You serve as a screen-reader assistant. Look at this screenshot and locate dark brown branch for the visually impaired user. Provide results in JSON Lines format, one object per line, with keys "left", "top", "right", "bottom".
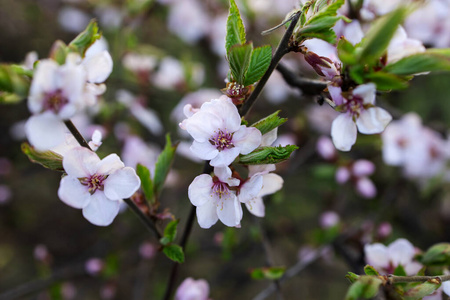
{"left": 276, "top": 63, "right": 327, "bottom": 95}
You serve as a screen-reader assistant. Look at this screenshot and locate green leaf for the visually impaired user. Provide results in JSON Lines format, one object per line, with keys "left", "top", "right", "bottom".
{"left": 21, "top": 143, "right": 64, "bottom": 171}
{"left": 421, "top": 243, "right": 450, "bottom": 266}
{"left": 136, "top": 164, "right": 154, "bottom": 203}
{"left": 228, "top": 43, "right": 253, "bottom": 85}
{"left": 393, "top": 265, "right": 407, "bottom": 276}
{"left": 160, "top": 220, "right": 179, "bottom": 246}
{"left": 163, "top": 244, "right": 185, "bottom": 263}
{"left": 251, "top": 266, "right": 286, "bottom": 280}
{"left": 0, "top": 64, "right": 30, "bottom": 102}
{"left": 68, "top": 20, "right": 101, "bottom": 57}
{"left": 345, "top": 276, "right": 382, "bottom": 300}
{"left": 403, "top": 279, "right": 441, "bottom": 300}
{"left": 364, "top": 265, "right": 380, "bottom": 276}
{"left": 153, "top": 134, "right": 178, "bottom": 198}
{"left": 345, "top": 272, "right": 360, "bottom": 284}
{"left": 243, "top": 45, "right": 272, "bottom": 86}
{"left": 358, "top": 7, "right": 408, "bottom": 65}
{"left": 49, "top": 40, "right": 69, "bottom": 65}
{"left": 238, "top": 145, "right": 298, "bottom": 165}
{"left": 250, "top": 110, "right": 287, "bottom": 135}
{"left": 225, "top": 0, "right": 246, "bottom": 54}
{"left": 222, "top": 227, "right": 237, "bottom": 261}
{"left": 337, "top": 37, "right": 357, "bottom": 65}
{"left": 384, "top": 49, "right": 450, "bottom": 75}
{"left": 364, "top": 71, "right": 409, "bottom": 91}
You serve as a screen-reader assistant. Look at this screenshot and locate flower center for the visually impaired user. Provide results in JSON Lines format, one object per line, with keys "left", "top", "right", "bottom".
{"left": 43, "top": 89, "right": 69, "bottom": 113}
{"left": 211, "top": 176, "right": 230, "bottom": 199}
{"left": 209, "top": 130, "right": 234, "bottom": 151}
{"left": 344, "top": 95, "right": 364, "bottom": 118}
{"left": 79, "top": 174, "right": 108, "bottom": 195}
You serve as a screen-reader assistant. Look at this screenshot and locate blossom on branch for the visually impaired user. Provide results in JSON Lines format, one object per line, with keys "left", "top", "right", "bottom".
{"left": 58, "top": 147, "right": 140, "bottom": 226}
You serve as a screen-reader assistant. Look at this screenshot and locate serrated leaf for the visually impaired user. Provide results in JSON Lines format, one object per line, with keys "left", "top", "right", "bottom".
{"left": 136, "top": 164, "right": 154, "bottom": 203}
{"left": 153, "top": 134, "right": 178, "bottom": 198}
{"left": 243, "top": 45, "right": 272, "bottom": 86}
{"left": 228, "top": 43, "right": 253, "bottom": 85}
{"left": 21, "top": 143, "right": 64, "bottom": 171}
{"left": 403, "top": 279, "right": 441, "bottom": 300}
{"left": 251, "top": 110, "right": 287, "bottom": 135}
{"left": 68, "top": 20, "right": 101, "bottom": 57}
{"left": 337, "top": 37, "right": 357, "bottom": 65}
{"left": 0, "top": 64, "right": 30, "bottom": 101}
{"left": 421, "top": 243, "right": 450, "bottom": 266}
{"left": 384, "top": 49, "right": 450, "bottom": 75}
{"left": 238, "top": 145, "right": 298, "bottom": 165}
{"left": 364, "top": 71, "right": 409, "bottom": 91}
{"left": 160, "top": 220, "right": 179, "bottom": 246}
{"left": 251, "top": 266, "right": 286, "bottom": 280}
{"left": 358, "top": 7, "right": 408, "bottom": 65}
{"left": 346, "top": 272, "right": 360, "bottom": 284}
{"left": 345, "top": 276, "right": 382, "bottom": 300}
{"left": 226, "top": 0, "right": 246, "bottom": 54}
{"left": 163, "top": 244, "right": 185, "bottom": 263}
{"left": 364, "top": 265, "right": 380, "bottom": 276}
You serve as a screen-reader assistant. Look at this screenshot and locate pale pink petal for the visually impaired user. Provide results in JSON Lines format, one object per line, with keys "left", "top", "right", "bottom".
{"left": 82, "top": 50, "right": 113, "bottom": 83}
{"left": 59, "top": 59, "right": 86, "bottom": 105}
{"left": 353, "top": 83, "right": 376, "bottom": 105}
{"left": 356, "top": 107, "right": 392, "bottom": 134}
{"left": 200, "top": 97, "right": 240, "bottom": 133}
{"left": 190, "top": 141, "right": 219, "bottom": 160}
{"left": 328, "top": 85, "right": 344, "bottom": 106}
{"left": 364, "top": 243, "right": 390, "bottom": 271}
{"left": 214, "top": 166, "right": 239, "bottom": 186}
{"left": 232, "top": 126, "right": 262, "bottom": 154}
{"left": 442, "top": 281, "right": 450, "bottom": 297}
{"left": 185, "top": 111, "right": 223, "bottom": 142}
{"left": 96, "top": 154, "right": 125, "bottom": 175}
{"left": 261, "top": 129, "right": 278, "bottom": 146}
{"left": 58, "top": 175, "right": 91, "bottom": 209}
{"left": 335, "top": 167, "right": 351, "bottom": 184}
{"left": 25, "top": 112, "right": 67, "bottom": 151}
{"left": 355, "top": 177, "right": 377, "bottom": 198}
{"left": 404, "top": 261, "right": 423, "bottom": 276}
{"left": 82, "top": 192, "right": 120, "bottom": 226}
{"left": 353, "top": 159, "right": 375, "bottom": 177}
{"left": 331, "top": 114, "right": 357, "bottom": 151}
{"left": 248, "top": 164, "right": 276, "bottom": 177}
{"left": 259, "top": 173, "right": 283, "bottom": 197}
{"left": 238, "top": 175, "right": 263, "bottom": 203}
{"left": 28, "top": 60, "right": 58, "bottom": 113}
{"left": 103, "top": 167, "right": 141, "bottom": 200}
{"left": 245, "top": 197, "right": 265, "bottom": 217}
{"left": 188, "top": 175, "right": 213, "bottom": 207}
{"left": 175, "top": 278, "right": 210, "bottom": 300}
{"left": 63, "top": 147, "right": 100, "bottom": 178}
{"left": 196, "top": 200, "right": 219, "bottom": 229}
{"left": 216, "top": 196, "right": 242, "bottom": 227}
{"left": 209, "top": 147, "right": 240, "bottom": 167}
{"left": 388, "top": 238, "right": 416, "bottom": 267}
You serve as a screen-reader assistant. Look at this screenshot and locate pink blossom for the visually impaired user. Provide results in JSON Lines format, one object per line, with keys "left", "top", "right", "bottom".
{"left": 336, "top": 160, "right": 377, "bottom": 199}
{"left": 175, "top": 277, "right": 210, "bottom": 300}
{"left": 58, "top": 147, "right": 140, "bottom": 226}
{"left": 320, "top": 211, "right": 340, "bottom": 229}
{"left": 85, "top": 258, "right": 104, "bottom": 276}
{"left": 181, "top": 97, "right": 261, "bottom": 167}
{"left": 316, "top": 136, "right": 337, "bottom": 161}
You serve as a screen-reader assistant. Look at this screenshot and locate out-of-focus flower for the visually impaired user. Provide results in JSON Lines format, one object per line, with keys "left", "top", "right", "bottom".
{"left": 319, "top": 211, "right": 340, "bottom": 229}
{"left": 316, "top": 136, "right": 337, "bottom": 161}
{"left": 0, "top": 185, "right": 11, "bottom": 205}
{"left": 122, "top": 52, "right": 158, "bottom": 76}
{"left": 364, "top": 238, "right": 422, "bottom": 275}
{"left": 152, "top": 57, "right": 185, "bottom": 90}
{"left": 85, "top": 258, "right": 104, "bottom": 276}
{"left": 387, "top": 27, "right": 425, "bottom": 64}
{"left": 58, "top": 7, "right": 91, "bottom": 33}
{"left": 58, "top": 147, "right": 140, "bottom": 226}
{"left": 336, "top": 159, "right": 377, "bottom": 199}
{"left": 139, "top": 242, "right": 157, "bottom": 260}
{"left": 121, "top": 135, "right": 160, "bottom": 173}
{"left": 175, "top": 277, "right": 210, "bottom": 300}
{"left": 168, "top": 0, "right": 210, "bottom": 44}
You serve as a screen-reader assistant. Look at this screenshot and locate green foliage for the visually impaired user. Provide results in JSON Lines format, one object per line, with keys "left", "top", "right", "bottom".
{"left": 162, "top": 244, "right": 185, "bottom": 263}
{"left": 68, "top": 20, "right": 101, "bottom": 57}
{"left": 0, "top": 65, "right": 31, "bottom": 104}
{"left": 364, "top": 71, "right": 409, "bottom": 91}
{"left": 337, "top": 37, "right": 357, "bottom": 65}
{"left": 243, "top": 45, "right": 272, "bottom": 86}
{"left": 102, "top": 255, "right": 120, "bottom": 278}
{"left": 251, "top": 266, "right": 286, "bottom": 280}
{"left": 222, "top": 227, "right": 237, "bottom": 261}
{"left": 384, "top": 49, "right": 450, "bottom": 75}
{"left": 228, "top": 43, "right": 253, "bottom": 85}
{"left": 238, "top": 145, "right": 298, "bottom": 165}
{"left": 357, "top": 8, "right": 408, "bottom": 65}
{"left": 160, "top": 220, "right": 179, "bottom": 246}
{"left": 345, "top": 276, "right": 382, "bottom": 300}
{"left": 49, "top": 40, "right": 69, "bottom": 65}
{"left": 393, "top": 265, "right": 407, "bottom": 276}
{"left": 364, "top": 265, "right": 380, "bottom": 276}
{"left": 21, "top": 143, "right": 64, "bottom": 172}
{"left": 250, "top": 110, "right": 287, "bottom": 135}
{"left": 345, "top": 272, "right": 360, "bottom": 284}
{"left": 295, "top": 0, "right": 347, "bottom": 43}
{"left": 421, "top": 243, "right": 450, "bottom": 266}
{"left": 225, "top": 0, "right": 246, "bottom": 54}
{"left": 136, "top": 164, "right": 154, "bottom": 203}
{"left": 153, "top": 134, "right": 178, "bottom": 198}
{"left": 403, "top": 280, "right": 441, "bottom": 300}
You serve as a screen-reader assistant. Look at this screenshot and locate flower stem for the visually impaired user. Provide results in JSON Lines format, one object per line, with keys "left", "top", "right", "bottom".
{"left": 239, "top": 10, "right": 301, "bottom": 116}
{"left": 63, "top": 120, "right": 91, "bottom": 150}
{"left": 387, "top": 274, "right": 450, "bottom": 284}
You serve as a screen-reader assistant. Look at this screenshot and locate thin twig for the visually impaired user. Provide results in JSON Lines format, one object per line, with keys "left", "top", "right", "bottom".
{"left": 64, "top": 120, "right": 91, "bottom": 150}
{"left": 387, "top": 274, "right": 450, "bottom": 284}
{"left": 276, "top": 63, "right": 327, "bottom": 95}
{"left": 239, "top": 10, "right": 302, "bottom": 116}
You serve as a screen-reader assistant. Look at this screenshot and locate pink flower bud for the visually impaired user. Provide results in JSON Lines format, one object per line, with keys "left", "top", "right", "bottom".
{"left": 335, "top": 167, "right": 351, "bottom": 184}
{"left": 175, "top": 278, "right": 210, "bottom": 300}
{"left": 320, "top": 211, "right": 340, "bottom": 228}
{"left": 33, "top": 244, "right": 50, "bottom": 262}
{"left": 356, "top": 177, "right": 377, "bottom": 199}
{"left": 352, "top": 160, "right": 375, "bottom": 177}
{"left": 377, "top": 222, "right": 392, "bottom": 239}
{"left": 139, "top": 242, "right": 156, "bottom": 260}
{"left": 85, "top": 258, "right": 104, "bottom": 276}
{"left": 316, "top": 136, "right": 337, "bottom": 161}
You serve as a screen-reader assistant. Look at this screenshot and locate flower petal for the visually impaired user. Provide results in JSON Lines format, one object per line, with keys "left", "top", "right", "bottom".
{"left": 388, "top": 238, "right": 416, "bottom": 267}
{"left": 63, "top": 147, "right": 100, "bottom": 178}
{"left": 232, "top": 126, "right": 262, "bottom": 155}
{"left": 196, "top": 200, "right": 219, "bottom": 229}
{"left": 58, "top": 175, "right": 91, "bottom": 209}
{"left": 190, "top": 140, "right": 219, "bottom": 161}
{"left": 355, "top": 177, "right": 377, "bottom": 199}
{"left": 82, "top": 192, "right": 120, "bottom": 226}
{"left": 364, "top": 243, "right": 390, "bottom": 271}
{"left": 216, "top": 196, "right": 242, "bottom": 227}
{"left": 353, "top": 83, "right": 376, "bottom": 105}
{"left": 238, "top": 175, "right": 263, "bottom": 203}
{"left": 245, "top": 197, "right": 265, "bottom": 217}
{"left": 200, "top": 97, "right": 240, "bottom": 133}
{"left": 209, "top": 147, "right": 240, "bottom": 167}
{"left": 261, "top": 128, "right": 278, "bottom": 147}
{"left": 25, "top": 112, "right": 67, "bottom": 151}
{"left": 82, "top": 50, "right": 113, "bottom": 83}
{"left": 185, "top": 111, "right": 223, "bottom": 142}
{"left": 214, "top": 166, "right": 240, "bottom": 187}
{"left": 188, "top": 174, "right": 213, "bottom": 207}
{"left": 356, "top": 107, "right": 392, "bottom": 134}
{"left": 259, "top": 173, "right": 283, "bottom": 197}
{"left": 104, "top": 167, "right": 141, "bottom": 200}
{"left": 96, "top": 154, "right": 125, "bottom": 175}
{"left": 331, "top": 114, "right": 357, "bottom": 151}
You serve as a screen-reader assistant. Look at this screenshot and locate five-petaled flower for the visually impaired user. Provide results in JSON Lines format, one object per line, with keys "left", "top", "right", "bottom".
{"left": 180, "top": 96, "right": 261, "bottom": 167}
{"left": 58, "top": 147, "right": 140, "bottom": 226}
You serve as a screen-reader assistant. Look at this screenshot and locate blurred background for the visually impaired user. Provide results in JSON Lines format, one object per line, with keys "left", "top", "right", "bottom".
{"left": 1, "top": 0, "right": 450, "bottom": 299}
